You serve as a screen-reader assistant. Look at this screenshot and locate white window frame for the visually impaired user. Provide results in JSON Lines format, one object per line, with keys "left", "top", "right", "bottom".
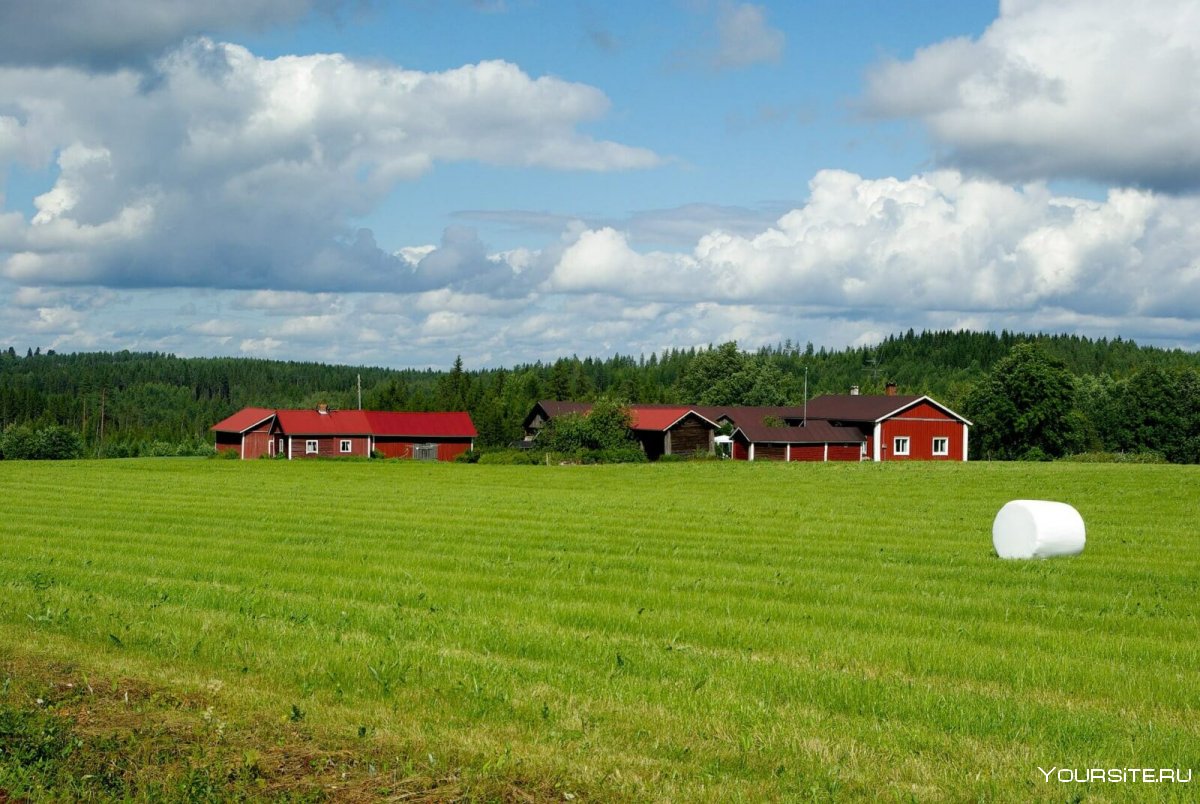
{"left": 893, "top": 436, "right": 910, "bottom": 456}
{"left": 305, "top": 439, "right": 318, "bottom": 454}
{"left": 339, "top": 439, "right": 352, "bottom": 453}
{"left": 932, "top": 437, "right": 949, "bottom": 456}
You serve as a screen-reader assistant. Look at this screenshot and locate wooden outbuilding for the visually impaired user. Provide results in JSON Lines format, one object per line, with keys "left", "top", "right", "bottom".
{"left": 730, "top": 419, "right": 866, "bottom": 462}
{"left": 521, "top": 401, "right": 717, "bottom": 459}
{"left": 628, "top": 407, "right": 718, "bottom": 460}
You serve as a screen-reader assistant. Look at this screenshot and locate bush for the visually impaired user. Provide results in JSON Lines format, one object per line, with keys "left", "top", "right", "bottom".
{"left": 581, "top": 447, "right": 646, "bottom": 464}
{"left": 1059, "top": 450, "right": 1168, "bottom": 464}
{"left": 477, "top": 449, "right": 542, "bottom": 465}
{"left": 540, "top": 396, "right": 641, "bottom": 461}
{"left": 33, "top": 426, "right": 84, "bottom": 460}
{"left": 454, "top": 449, "right": 481, "bottom": 464}
{"left": 0, "top": 424, "right": 37, "bottom": 460}
{"left": 1, "top": 424, "right": 83, "bottom": 460}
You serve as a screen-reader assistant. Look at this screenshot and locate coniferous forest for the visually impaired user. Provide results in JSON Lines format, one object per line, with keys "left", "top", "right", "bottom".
{"left": 1, "top": 330, "right": 1198, "bottom": 462}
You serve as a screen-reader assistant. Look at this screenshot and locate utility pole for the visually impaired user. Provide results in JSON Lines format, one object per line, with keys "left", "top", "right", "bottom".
{"left": 803, "top": 366, "right": 808, "bottom": 426}
{"left": 357, "top": 374, "right": 362, "bottom": 410}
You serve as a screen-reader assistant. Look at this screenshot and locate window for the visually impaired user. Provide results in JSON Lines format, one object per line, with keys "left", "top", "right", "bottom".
{"left": 305, "top": 439, "right": 318, "bottom": 454}
{"left": 278, "top": 438, "right": 284, "bottom": 454}
{"left": 340, "top": 439, "right": 352, "bottom": 453}
{"left": 932, "top": 437, "right": 949, "bottom": 456}
{"left": 893, "top": 436, "right": 910, "bottom": 456}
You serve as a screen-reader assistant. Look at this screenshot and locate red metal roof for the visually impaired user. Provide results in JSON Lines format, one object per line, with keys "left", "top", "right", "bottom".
{"left": 364, "top": 411, "right": 478, "bottom": 438}
{"left": 210, "top": 407, "right": 276, "bottom": 433}
{"left": 630, "top": 407, "right": 701, "bottom": 431}
{"left": 275, "top": 409, "right": 373, "bottom": 435}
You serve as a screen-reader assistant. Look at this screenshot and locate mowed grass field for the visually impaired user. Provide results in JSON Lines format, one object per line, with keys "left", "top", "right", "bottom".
{"left": 1, "top": 459, "right": 1197, "bottom": 802}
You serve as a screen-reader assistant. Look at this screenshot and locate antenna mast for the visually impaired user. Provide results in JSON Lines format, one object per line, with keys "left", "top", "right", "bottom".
{"left": 803, "top": 366, "right": 808, "bottom": 426}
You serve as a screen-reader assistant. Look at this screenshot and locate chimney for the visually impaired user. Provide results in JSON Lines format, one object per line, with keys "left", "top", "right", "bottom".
{"left": 317, "top": 403, "right": 328, "bottom": 415}
{"left": 885, "top": 382, "right": 897, "bottom": 396}
{"left": 850, "top": 385, "right": 859, "bottom": 396}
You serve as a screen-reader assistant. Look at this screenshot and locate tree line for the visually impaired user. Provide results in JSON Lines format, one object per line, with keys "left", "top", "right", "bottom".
{"left": 1, "top": 330, "right": 1198, "bottom": 461}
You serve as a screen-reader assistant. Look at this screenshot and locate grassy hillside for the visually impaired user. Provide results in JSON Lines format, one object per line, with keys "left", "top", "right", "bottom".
{"left": 2, "top": 460, "right": 1198, "bottom": 801}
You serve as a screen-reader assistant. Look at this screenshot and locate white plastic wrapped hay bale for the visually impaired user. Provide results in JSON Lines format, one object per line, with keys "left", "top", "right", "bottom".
{"left": 992, "top": 500, "right": 1086, "bottom": 559}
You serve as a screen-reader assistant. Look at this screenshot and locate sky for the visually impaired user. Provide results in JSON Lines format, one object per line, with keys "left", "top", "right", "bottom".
{"left": 1, "top": 0, "right": 1199, "bottom": 369}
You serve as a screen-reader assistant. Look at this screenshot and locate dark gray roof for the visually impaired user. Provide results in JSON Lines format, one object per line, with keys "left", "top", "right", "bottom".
{"left": 801, "top": 394, "right": 973, "bottom": 424}
{"left": 733, "top": 419, "right": 865, "bottom": 445}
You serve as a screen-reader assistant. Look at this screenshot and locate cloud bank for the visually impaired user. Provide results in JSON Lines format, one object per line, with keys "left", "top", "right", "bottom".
{"left": 6, "top": 169, "right": 1199, "bottom": 366}
{"left": 0, "top": 40, "right": 659, "bottom": 292}
{"left": 0, "top": 0, "right": 328, "bottom": 68}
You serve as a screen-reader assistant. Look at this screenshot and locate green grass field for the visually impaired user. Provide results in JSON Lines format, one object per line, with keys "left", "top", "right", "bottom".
{"left": 1, "top": 459, "right": 1197, "bottom": 801}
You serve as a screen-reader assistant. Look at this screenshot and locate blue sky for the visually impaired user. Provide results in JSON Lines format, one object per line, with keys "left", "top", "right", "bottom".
{"left": 1, "top": 0, "right": 1198, "bottom": 368}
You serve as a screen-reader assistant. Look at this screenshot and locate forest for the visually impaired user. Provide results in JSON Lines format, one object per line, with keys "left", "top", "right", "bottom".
{"left": 1, "top": 329, "right": 1198, "bottom": 462}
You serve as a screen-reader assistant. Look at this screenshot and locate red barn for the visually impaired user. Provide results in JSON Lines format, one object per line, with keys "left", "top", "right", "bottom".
{"left": 211, "top": 405, "right": 476, "bottom": 460}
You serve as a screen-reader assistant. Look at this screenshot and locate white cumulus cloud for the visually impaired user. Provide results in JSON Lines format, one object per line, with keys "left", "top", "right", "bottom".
{"left": 865, "top": 0, "right": 1200, "bottom": 190}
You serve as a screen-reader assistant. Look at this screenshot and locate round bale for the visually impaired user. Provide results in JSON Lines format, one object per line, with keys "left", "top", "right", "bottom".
{"left": 992, "top": 500, "right": 1086, "bottom": 559}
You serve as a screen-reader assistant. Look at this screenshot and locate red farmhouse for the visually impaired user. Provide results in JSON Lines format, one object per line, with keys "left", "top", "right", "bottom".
{"left": 800, "top": 392, "right": 970, "bottom": 462}
{"left": 211, "top": 405, "right": 476, "bottom": 461}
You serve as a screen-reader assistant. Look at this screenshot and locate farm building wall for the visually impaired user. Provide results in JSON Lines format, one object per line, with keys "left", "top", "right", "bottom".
{"left": 373, "top": 438, "right": 472, "bottom": 461}
{"left": 242, "top": 430, "right": 272, "bottom": 459}
{"left": 892, "top": 400, "right": 953, "bottom": 421}
{"left": 754, "top": 444, "right": 787, "bottom": 461}
{"left": 788, "top": 444, "right": 825, "bottom": 462}
{"left": 290, "top": 435, "right": 371, "bottom": 459}
{"left": 668, "top": 417, "right": 714, "bottom": 455}
{"left": 827, "top": 444, "right": 864, "bottom": 461}
{"left": 733, "top": 440, "right": 749, "bottom": 460}
{"left": 215, "top": 432, "right": 241, "bottom": 455}
{"left": 879, "top": 418, "right": 963, "bottom": 461}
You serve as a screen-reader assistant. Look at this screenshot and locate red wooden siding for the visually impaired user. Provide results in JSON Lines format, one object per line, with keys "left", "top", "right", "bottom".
{"left": 289, "top": 435, "right": 370, "bottom": 459}
{"left": 733, "top": 440, "right": 749, "bottom": 460}
{"left": 892, "top": 400, "right": 955, "bottom": 421}
{"left": 788, "top": 444, "right": 825, "bottom": 462}
{"left": 827, "top": 444, "right": 864, "bottom": 462}
{"left": 879, "top": 419, "right": 963, "bottom": 461}
{"left": 373, "top": 438, "right": 472, "bottom": 460}
{"left": 243, "top": 430, "right": 272, "bottom": 459}
{"left": 439, "top": 442, "right": 471, "bottom": 461}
